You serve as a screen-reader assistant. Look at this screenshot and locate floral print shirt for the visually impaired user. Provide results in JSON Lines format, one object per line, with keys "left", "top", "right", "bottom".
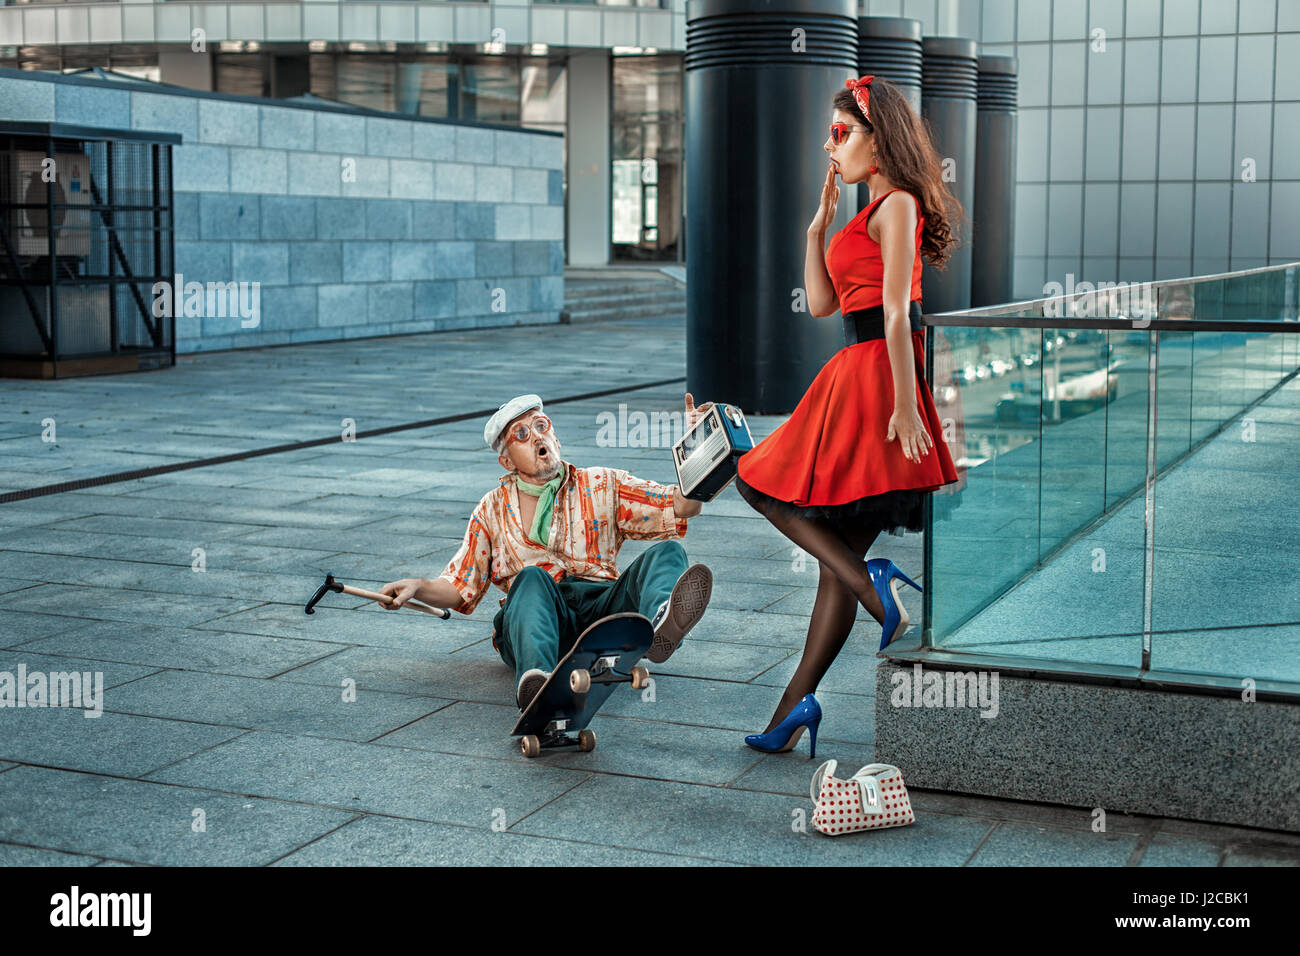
{"left": 436, "top": 460, "right": 689, "bottom": 615}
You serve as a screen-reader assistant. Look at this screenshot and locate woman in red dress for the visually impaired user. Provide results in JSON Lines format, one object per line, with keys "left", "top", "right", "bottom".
{"left": 736, "top": 75, "right": 964, "bottom": 756}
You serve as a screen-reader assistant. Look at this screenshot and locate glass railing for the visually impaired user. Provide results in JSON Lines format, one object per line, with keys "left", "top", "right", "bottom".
{"left": 912, "top": 263, "right": 1300, "bottom": 696}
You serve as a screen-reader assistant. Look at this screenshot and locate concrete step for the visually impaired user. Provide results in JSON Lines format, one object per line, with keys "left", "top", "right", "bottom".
{"left": 564, "top": 290, "right": 685, "bottom": 311}
{"left": 565, "top": 302, "right": 686, "bottom": 323}
{"left": 562, "top": 273, "right": 686, "bottom": 323}
{"left": 564, "top": 282, "right": 683, "bottom": 301}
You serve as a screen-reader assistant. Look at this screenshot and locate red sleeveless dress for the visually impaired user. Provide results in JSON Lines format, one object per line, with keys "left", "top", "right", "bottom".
{"left": 734, "top": 188, "right": 959, "bottom": 535}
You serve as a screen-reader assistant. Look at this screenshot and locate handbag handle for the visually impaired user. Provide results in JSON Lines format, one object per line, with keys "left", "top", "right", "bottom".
{"left": 810, "top": 759, "right": 838, "bottom": 803}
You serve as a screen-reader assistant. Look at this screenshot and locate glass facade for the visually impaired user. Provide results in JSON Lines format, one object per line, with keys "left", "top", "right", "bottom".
{"left": 215, "top": 49, "right": 569, "bottom": 131}
{"left": 611, "top": 53, "right": 682, "bottom": 262}
{"left": 212, "top": 47, "right": 684, "bottom": 263}
{"left": 8, "top": 38, "right": 683, "bottom": 266}
{"left": 0, "top": 45, "right": 159, "bottom": 80}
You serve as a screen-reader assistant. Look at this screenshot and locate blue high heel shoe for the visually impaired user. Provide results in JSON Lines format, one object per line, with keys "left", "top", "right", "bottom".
{"left": 744, "top": 694, "right": 822, "bottom": 758}
{"left": 867, "top": 558, "right": 922, "bottom": 651}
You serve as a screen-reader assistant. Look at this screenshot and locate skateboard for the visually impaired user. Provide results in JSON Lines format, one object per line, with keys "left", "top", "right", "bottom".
{"left": 511, "top": 611, "right": 655, "bottom": 758}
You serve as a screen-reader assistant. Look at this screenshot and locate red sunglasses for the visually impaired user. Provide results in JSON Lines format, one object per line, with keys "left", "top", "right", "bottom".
{"left": 829, "top": 122, "right": 870, "bottom": 147}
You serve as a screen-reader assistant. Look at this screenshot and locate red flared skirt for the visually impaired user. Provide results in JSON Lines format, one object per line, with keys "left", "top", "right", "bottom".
{"left": 735, "top": 326, "right": 959, "bottom": 534}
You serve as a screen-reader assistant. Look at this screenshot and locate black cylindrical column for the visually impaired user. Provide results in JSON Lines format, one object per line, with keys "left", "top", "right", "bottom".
{"left": 856, "top": 16, "right": 923, "bottom": 216}
{"left": 919, "top": 36, "right": 977, "bottom": 315}
{"left": 972, "top": 54, "right": 1018, "bottom": 307}
{"left": 685, "top": 0, "right": 859, "bottom": 415}
{"left": 857, "top": 17, "right": 923, "bottom": 114}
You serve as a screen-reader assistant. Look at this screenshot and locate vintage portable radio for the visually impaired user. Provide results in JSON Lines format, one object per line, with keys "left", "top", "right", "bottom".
{"left": 672, "top": 403, "right": 755, "bottom": 501}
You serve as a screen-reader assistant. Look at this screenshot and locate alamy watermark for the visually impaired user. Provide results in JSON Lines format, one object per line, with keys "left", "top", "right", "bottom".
{"left": 595, "top": 403, "right": 689, "bottom": 448}
{"left": 152, "top": 273, "right": 261, "bottom": 328}
{"left": 50, "top": 886, "right": 150, "bottom": 936}
{"left": 0, "top": 664, "right": 103, "bottom": 718}
{"left": 1042, "top": 273, "right": 1157, "bottom": 327}
{"left": 889, "top": 663, "right": 999, "bottom": 718}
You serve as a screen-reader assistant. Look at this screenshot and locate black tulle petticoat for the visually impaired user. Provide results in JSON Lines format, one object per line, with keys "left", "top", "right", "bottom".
{"left": 734, "top": 475, "right": 925, "bottom": 538}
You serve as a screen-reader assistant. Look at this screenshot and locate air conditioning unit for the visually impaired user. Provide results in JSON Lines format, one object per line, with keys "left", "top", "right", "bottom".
{"left": 2, "top": 150, "right": 93, "bottom": 257}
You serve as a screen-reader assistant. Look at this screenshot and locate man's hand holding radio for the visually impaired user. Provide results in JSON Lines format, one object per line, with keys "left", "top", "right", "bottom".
{"left": 684, "top": 392, "right": 715, "bottom": 430}
{"left": 675, "top": 393, "right": 714, "bottom": 518}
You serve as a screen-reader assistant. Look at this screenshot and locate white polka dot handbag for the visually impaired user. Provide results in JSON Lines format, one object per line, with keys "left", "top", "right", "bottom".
{"left": 810, "top": 760, "right": 915, "bottom": 836}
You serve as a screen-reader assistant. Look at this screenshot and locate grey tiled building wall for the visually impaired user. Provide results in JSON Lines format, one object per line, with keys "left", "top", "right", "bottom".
{"left": 0, "top": 70, "right": 564, "bottom": 353}
{"left": 862, "top": 0, "right": 1298, "bottom": 299}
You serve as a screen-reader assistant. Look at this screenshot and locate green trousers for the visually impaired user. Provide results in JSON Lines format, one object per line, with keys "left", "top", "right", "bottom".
{"left": 491, "top": 539, "right": 688, "bottom": 682}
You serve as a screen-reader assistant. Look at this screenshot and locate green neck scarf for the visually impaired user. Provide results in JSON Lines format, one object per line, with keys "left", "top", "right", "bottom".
{"left": 516, "top": 471, "right": 564, "bottom": 545}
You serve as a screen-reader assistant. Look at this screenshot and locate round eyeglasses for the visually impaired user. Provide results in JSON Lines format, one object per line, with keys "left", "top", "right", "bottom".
{"left": 505, "top": 415, "right": 552, "bottom": 445}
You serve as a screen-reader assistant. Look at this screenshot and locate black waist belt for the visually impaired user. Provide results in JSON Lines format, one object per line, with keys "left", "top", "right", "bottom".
{"left": 843, "top": 300, "right": 923, "bottom": 345}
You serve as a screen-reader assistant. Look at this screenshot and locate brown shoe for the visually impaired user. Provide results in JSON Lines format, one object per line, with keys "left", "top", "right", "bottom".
{"left": 647, "top": 564, "right": 713, "bottom": 663}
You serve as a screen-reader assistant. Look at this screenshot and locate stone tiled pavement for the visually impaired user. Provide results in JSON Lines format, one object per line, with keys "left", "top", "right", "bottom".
{"left": 2, "top": 316, "right": 1298, "bottom": 866}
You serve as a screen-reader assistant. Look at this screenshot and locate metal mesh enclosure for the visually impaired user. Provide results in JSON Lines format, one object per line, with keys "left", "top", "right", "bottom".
{"left": 0, "top": 123, "right": 177, "bottom": 378}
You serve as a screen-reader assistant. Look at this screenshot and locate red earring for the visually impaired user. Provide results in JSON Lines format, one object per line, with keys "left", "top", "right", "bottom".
{"left": 869, "top": 157, "right": 879, "bottom": 175}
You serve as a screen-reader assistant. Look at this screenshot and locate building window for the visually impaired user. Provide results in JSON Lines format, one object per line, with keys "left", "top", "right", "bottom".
{"left": 461, "top": 58, "right": 521, "bottom": 124}
{"left": 611, "top": 53, "right": 682, "bottom": 262}
{"left": 334, "top": 53, "right": 397, "bottom": 113}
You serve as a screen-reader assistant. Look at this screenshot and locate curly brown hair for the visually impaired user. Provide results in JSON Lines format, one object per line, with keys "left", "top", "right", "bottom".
{"left": 833, "top": 78, "right": 965, "bottom": 269}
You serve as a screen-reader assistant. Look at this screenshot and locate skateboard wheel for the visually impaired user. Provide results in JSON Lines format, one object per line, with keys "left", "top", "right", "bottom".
{"left": 521, "top": 735, "right": 541, "bottom": 758}
{"left": 569, "top": 669, "right": 591, "bottom": 694}
{"left": 578, "top": 729, "right": 596, "bottom": 752}
{"left": 630, "top": 666, "right": 650, "bottom": 690}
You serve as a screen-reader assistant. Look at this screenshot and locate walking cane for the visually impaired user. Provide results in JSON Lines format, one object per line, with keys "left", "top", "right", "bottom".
{"left": 304, "top": 572, "right": 451, "bottom": 620}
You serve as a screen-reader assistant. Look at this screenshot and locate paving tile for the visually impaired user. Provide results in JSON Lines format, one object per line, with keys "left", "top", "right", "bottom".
{"left": 20, "top": 621, "right": 345, "bottom": 679}
{"left": 1222, "top": 845, "right": 1300, "bottom": 866}
{"left": 0, "top": 766, "right": 356, "bottom": 866}
{"left": 1155, "top": 816, "right": 1300, "bottom": 849}
{"left": 272, "top": 814, "right": 726, "bottom": 866}
{"left": 648, "top": 637, "right": 796, "bottom": 682}
{"left": 683, "top": 607, "right": 821, "bottom": 648}
{"left": 510, "top": 772, "right": 995, "bottom": 865}
{"left": 703, "top": 579, "right": 800, "bottom": 612}
{"left": 376, "top": 700, "right": 765, "bottom": 785}
{"left": 0, "top": 584, "right": 264, "bottom": 630}
{"left": 0, "top": 609, "right": 100, "bottom": 649}
{"left": 750, "top": 644, "right": 883, "bottom": 697}
{"left": 599, "top": 674, "right": 872, "bottom": 743}
{"left": 730, "top": 749, "right": 875, "bottom": 799}
{"left": 0, "top": 578, "right": 42, "bottom": 596}
{"left": 906, "top": 790, "right": 1153, "bottom": 835}
{"left": 967, "top": 821, "right": 1141, "bottom": 865}
{"left": 192, "top": 601, "right": 492, "bottom": 651}
{"left": 229, "top": 526, "right": 461, "bottom": 559}
{"left": 0, "top": 706, "right": 244, "bottom": 777}
{"left": 0, "top": 648, "right": 160, "bottom": 692}
{"left": 275, "top": 639, "right": 514, "bottom": 703}
{"left": 0, "top": 529, "right": 351, "bottom": 582}
{"left": 1138, "top": 834, "right": 1225, "bottom": 866}
{"left": 103, "top": 670, "right": 451, "bottom": 741}
{"left": 38, "top": 513, "right": 268, "bottom": 541}
{"left": 147, "top": 730, "right": 589, "bottom": 827}
{"left": 0, "top": 842, "right": 101, "bottom": 866}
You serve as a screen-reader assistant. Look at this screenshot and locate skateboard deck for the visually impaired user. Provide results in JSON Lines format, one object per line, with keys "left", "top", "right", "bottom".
{"left": 511, "top": 611, "right": 655, "bottom": 757}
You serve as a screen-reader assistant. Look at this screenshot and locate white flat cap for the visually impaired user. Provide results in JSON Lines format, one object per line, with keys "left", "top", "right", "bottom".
{"left": 484, "top": 394, "right": 544, "bottom": 453}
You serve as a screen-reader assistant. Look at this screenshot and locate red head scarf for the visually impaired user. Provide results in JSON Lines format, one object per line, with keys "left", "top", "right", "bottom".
{"left": 845, "top": 75, "right": 875, "bottom": 125}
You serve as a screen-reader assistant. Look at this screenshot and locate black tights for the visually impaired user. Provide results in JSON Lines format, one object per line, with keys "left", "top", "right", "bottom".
{"left": 736, "top": 480, "right": 885, "bottom": 732}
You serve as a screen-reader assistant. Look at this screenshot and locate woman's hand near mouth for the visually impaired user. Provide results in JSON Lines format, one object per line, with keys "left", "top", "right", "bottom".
{"left": 808, "top": 160, "right": 840, "bottom": 238}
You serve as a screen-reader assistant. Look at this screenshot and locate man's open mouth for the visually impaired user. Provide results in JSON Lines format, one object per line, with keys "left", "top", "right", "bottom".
{"left": 536, "top": 445, "right": 549, "bottom": 458}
